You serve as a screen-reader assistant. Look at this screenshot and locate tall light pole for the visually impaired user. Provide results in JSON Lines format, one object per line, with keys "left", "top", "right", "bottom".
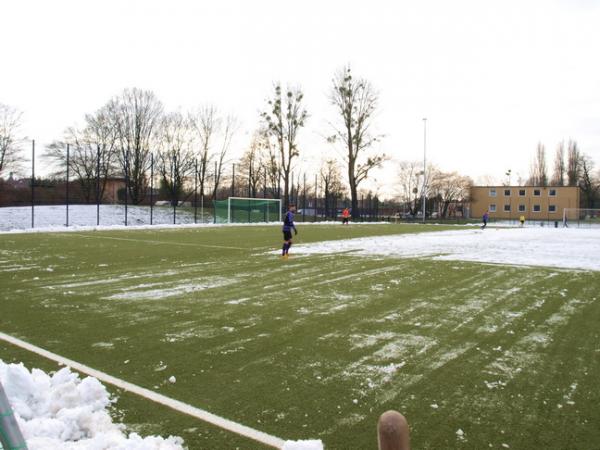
{"left": 422, "top": 118, "right": 427, "bottom": 223}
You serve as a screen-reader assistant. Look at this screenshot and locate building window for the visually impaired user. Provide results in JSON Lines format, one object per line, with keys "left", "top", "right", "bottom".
{"left": 518, "top": 204, "right": 526, "bottom": 212}
{"left": 489, "top": 204, "right": 497, "bottom": 212}
{"left": 519, "top": 189, "right": 526, "bottom": 196}
{"left": 489, "top": 188, "right": 497, "bottom": 197}
{"left": 504, "top": 189, "right": 511, "bottom": 196}
{"left": 533, "top": 189, "right": 541, "bottom": 196}
{"left": 504, "top": 204, "right": 511, "bottom": 212}
{"left": 549, "top": 189, "right": 557, "bottom": 197}
{"left": 533, "top": 204, "right": 541, "bottom": 212}
{"left": 549, "top": 205, "right": 557, "bottom": 213}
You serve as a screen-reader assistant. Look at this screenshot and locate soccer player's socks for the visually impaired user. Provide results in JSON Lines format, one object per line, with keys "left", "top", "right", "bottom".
{"left": 286, "top": 242, "right": 292, "bottom": 254}
{"left": 282, "top": 243, "right": 288, "bottom": 255}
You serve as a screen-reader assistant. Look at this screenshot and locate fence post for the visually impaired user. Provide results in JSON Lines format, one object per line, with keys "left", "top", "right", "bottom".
{"left": 172, "top": 154, "right": 177, "bottom": 225}
{"left": 124, "top": 150, "right": 129, "bottom": 226}
{"left": 377, "top": 410, "right": 410, "bottom": 450}
{"left": 0, "top": 381, "right": 28, "bottom": 450}
{"left": 150, "top": 153, "right": 154, "bottom": 225}
{"left": 194, "top": 158, "right": 198, "bottom": 224}
{"left": 96, "top": 144, "right": 100, "bottom": 226}
{"left": 31, "top": 140, "right": 34, "bottom": 229}
{"left": 66, "top": 143, "right": 70, "bottom": 227}
{"left": 314, "top": 173, "right": 318, "bottom": 223}
{"left": 231, "top": 163, "right": 235, "bottom": 197}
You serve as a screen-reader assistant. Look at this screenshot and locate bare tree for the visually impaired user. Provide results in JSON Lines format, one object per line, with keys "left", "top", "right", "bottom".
{"left": 320, "top": 159, "right": 346, "bottom": 218}
{"left": 579, "top": 154, "right": 599, "bottom": 208}
{"left": 45, "top": 106, "right": 118, "bottom": 203}
{"left": 189, "top": 107, "right": 238, "bottom": 201}
{"left": 567, "top": 139, "right": 581, "bottom": 187}
{"left": 107, "top": 88, "right": 164, "bottom": 204}
{"left": 156, "top": 112, "right": 196, "bottom": 206}
{"left": 213, "top": 115, "right": 237, "bottom": 200}
{"left": 476, "top": 175, "right": 498, "bottom": 186}
{"left": 528, "top": 142, "right": 548, "bottom": 186}
{"left": 429, "top": 169, "right": 473, "bottom": 218}
{"left": 550, "top": 141, "right": 565, "bottom": 186}
{"left": 189, "top": 106, "right": 217, "bottom": 199}
{"left": 261, "top": 83, "right": 308, "bottom": 208}
{"left": 237, "top": 132, "right": 267, "bottom": 198}
{"left": 0, "top": 103, "right": 26, "bottom": 178}
{"left": 328, "top": 66, "right": 385, "bottom": 219}
{"left": 397, "top": 161, "right": 426, "bottom": 216}
{"left": 264, "top": 142, "right": 281, "bottom": 198}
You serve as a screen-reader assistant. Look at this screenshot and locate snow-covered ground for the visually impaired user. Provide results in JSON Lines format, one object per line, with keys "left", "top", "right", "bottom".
{"left": 0, "top": 205, "right": 204, "bottom": 231}
{"left": 2, "top": 206, "right": 597, "bottom": 449}
{"left": 0, "top": 205, "right": 384, "bottom": 233}
{"left": 292, "top": 227, "right": 600, "bottom": 271}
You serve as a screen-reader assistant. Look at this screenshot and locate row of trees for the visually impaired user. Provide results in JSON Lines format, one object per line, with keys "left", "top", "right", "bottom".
{"left": 1, "top": 66, "right": 385, "bottom": 219}
{"left": 396, "top": 161, "right": 472, "bottom": 218}
{"left": 3, "top": 71, "right": 598, "bottom": 215}
{"left": 43, "top": 91, "right": 237, "bottom": 206}
{"left": 528, "top": 140, "right": 599, "bottom": 207}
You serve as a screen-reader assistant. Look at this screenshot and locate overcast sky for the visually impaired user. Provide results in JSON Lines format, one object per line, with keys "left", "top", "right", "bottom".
{"left": 1, "top": 0, "right": 599, "bottom": 194}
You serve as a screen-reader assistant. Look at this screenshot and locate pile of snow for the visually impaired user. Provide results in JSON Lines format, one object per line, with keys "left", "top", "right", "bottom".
{"left": 0, "top": 360, "right": 324, "bottom": 450}
{"left": 0, "top": 360, "right": 184, "bottom": 450}
{"left": 292, "top": 227, "right": 600, "bottom": 271}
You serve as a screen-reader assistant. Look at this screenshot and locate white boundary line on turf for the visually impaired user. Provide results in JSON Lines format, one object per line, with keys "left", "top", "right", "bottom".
{"left": 0, "top": 331, "right": 285, "bottom": 449}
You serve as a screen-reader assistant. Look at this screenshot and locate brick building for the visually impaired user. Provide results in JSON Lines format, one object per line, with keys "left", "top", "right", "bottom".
{"left": 470, "top": 186, "right": 581, "bottom": 222}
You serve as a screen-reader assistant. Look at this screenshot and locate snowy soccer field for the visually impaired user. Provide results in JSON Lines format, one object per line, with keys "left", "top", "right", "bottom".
{"left": 1, "top": 223, "right": 599, "bottom": 449}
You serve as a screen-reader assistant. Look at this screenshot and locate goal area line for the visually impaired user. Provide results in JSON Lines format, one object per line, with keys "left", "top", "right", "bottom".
{"left": 0, "top": 331, "right": 285, "bottom": 449}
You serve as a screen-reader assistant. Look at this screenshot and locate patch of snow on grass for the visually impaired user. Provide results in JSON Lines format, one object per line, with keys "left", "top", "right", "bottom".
{"left": 105, "top": 278, "right": 234, "bottom": 300}
{"left": 293, "top": 228, "right": 600, "bottom": 271}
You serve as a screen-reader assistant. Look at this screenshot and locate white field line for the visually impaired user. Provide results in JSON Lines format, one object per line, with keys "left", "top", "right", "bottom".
{"left": 70, "top": 233, "right": 263, "bottom": 251}
{"left": 0, "top": 331, "right": 285, "bottom": 449}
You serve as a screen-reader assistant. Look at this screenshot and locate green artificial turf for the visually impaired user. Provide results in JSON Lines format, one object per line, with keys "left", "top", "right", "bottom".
{"left": 1, "top": 223, "right": 599, "bottom": 449}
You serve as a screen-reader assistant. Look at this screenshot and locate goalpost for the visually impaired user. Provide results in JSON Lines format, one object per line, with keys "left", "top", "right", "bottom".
{"left": 562, "top": 208, "right": 600, "bottom": 228}
{"left": 213, "top": 197, "right": 282, "bottom": 224}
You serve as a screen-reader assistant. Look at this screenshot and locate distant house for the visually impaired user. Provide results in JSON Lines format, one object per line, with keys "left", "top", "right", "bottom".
{"left": 470, "top": 186, "right": 581, "bottom": 221}
{"left": 103, "top": 178, "right": 126, "bottom": 203}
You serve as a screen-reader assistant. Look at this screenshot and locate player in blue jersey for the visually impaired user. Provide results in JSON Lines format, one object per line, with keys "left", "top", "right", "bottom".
{"left": 281, "top": 204, "right": 297, "bottom": 259}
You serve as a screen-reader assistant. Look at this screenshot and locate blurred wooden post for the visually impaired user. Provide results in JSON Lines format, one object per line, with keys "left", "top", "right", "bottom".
{"left": 378, "top": 410, "right": 410, "bottom": 450}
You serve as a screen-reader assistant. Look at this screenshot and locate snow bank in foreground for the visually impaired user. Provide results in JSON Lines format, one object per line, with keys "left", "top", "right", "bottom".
{"left": 0, "top": 360, "right": 324, "bottom": 450}
{"left": 0, "top": 360, "right": 184, "bottom": 450}
{"left": 292, "top": 227, "right": 600, "bottom": 271}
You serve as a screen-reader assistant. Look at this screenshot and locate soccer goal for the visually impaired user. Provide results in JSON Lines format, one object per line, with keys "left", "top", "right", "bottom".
{"left": 562, "top": 208, "right": 600, "bottom": 228}
{"left": 213, "top": 197, "right": 282, "bottom": 224}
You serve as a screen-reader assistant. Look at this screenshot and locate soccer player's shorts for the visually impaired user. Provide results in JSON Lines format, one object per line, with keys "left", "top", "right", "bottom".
{"left": 283, "top": 230, "right": 293, "bottom": 241}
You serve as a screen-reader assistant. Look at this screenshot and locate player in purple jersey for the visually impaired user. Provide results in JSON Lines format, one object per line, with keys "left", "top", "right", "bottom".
{"left": 281, "top": 204, "right": 297, "bottom": 259}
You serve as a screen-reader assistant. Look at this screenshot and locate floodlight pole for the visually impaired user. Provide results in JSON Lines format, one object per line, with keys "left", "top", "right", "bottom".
{"left": 422, "top": 118, "right": 427, "bottom": 224}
